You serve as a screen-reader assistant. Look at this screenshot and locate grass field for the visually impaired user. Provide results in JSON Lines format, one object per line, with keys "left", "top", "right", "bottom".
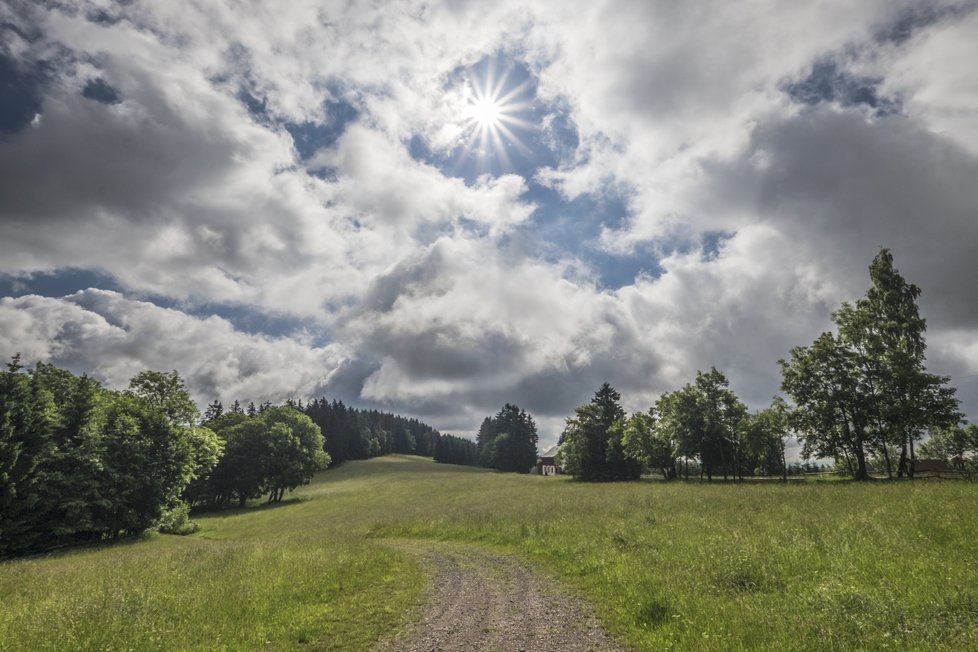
{"left": 2, "top": 455, "right": 977, "bottom": 650}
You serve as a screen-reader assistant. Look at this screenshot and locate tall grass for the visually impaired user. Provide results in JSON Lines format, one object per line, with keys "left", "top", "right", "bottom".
{"left": 2, "top": 455, "right": 976, "bottom": 650}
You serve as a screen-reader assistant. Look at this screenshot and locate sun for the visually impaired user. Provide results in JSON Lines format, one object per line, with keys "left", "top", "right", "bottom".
{"left": 456, "top": 57, "right": 534, "bottom": 170}
{"left": 470, "top": 97, "right": 502, "bottom": 128}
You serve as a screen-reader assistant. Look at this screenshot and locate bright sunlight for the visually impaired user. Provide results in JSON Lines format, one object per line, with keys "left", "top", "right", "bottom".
{"left": 470, "top": 97, "right": 503, "bottom": 128}
{"left": 458, "top": 57, "right": 534, "bottom": 169}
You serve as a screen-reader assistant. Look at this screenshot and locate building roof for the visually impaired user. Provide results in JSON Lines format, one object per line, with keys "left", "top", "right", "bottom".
{"left": 539, "top": 444, "right": 561, "bottom": 459}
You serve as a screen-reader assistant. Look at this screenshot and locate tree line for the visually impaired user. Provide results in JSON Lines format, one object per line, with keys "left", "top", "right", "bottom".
{"left": 201, "top": 397, "right": 441, "bottom": 466}
{"left": 2, "top": 249, "right": 970, "bottom": 557}
{"left": 559, "top": 250, "right": 971, "bottom": 482}
{"left": 433, "top": 434, "right": 479, "bottom": 465}
{"left": 0, "top": 364, "right": 329, "bottom": 558}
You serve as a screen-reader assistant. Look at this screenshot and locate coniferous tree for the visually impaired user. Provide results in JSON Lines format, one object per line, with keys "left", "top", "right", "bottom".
{"left": 1, "top": 361, "right": 219, "bottom": 556}
{"left": 0, "top": 355, "right": 49, "bottom": 555}
{"left": 476, "top": 416, "right": 496, "bottom": 466}
{"left": 433, "top": 433, "right": 478, "bottom": 466}
{"left": 301, "top": 398, "right": 440, "bottom": 465}
{"left": 559, "top": 383, "right": 641, "bottom": 481}
{"left": 203, "top": 400, "right": 224, "bottom": 423}
{"left": 477, "top": 404, "right": 538, "bottom": 472}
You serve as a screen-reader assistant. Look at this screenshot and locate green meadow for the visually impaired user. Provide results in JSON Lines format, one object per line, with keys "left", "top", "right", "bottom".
{"left": 2, "top": 455, "right": 977, "bottom": 650}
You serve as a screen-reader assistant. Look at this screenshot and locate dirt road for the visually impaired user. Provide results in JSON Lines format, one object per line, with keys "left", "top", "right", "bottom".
{"left": 374, "top": 542, "right": 623, "bottom": 651}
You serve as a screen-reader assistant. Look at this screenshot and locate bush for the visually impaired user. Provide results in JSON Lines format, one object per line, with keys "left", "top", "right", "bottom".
{"left": 156, "top": 501, "right": 198, "bottom": 536}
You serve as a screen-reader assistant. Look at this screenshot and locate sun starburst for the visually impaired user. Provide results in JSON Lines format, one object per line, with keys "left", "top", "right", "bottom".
{"left": 457, "top": 57, "right": 535, "bottom": 173}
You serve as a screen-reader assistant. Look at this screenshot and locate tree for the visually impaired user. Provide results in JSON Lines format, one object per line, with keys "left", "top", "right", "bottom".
{"left": 476, "top": 404, "right": 538, "bottom": 473}
{"left": 3, "top": 362, "right": 218, "bottom": 556}
{"left": 622, "top": 409, "right": 676, "bottom": 479}
{"left": 837, "top": 250, "right": 960, "bottom": 477}
{"left": 302, "top": 398, "right": 440, "bottom": 465}
{"left": 476, "top": 416, "right": 497, "bottom": 466}
{"left": 0, "top": 354, "right": 48, "bottom": 556}
{"left": 203, "top": 400, "right": 224, "bottom": 423}
{"left": 654, "top": 385, "right": 702, "bottom": 480}
{"left": 433, "top": 433, "right": 479, "bottom": 466}
{"left": 260, "top": 407, "right": 329, "bottom": 502}
{"left": 653, "top": 369, "right": 747, "bottom": 481}
{"left": 781, "top": 332, "right": 872, "bottom": 479}
{"left": 781, "top": 250, "right": 960, "bottom": 480}
{"left": 128, "top": 370, "right": 200, "bottom": 428}
{"left": 98, "top": 393, "right": 203, "bottom": 536}
{"left": 560, "top": 383, "right": 640, "bottom": 481}
{"left": 193, "top": 407, "right": 328, "bottom": 507}
{"left": 920, "top": 424, "right": 978, "bottom": 471}
{"left": 740, "top": 398, "right": 792, "bottom": 481}
{"left": 394, "top": 426, "right": 416, "bottom": 454}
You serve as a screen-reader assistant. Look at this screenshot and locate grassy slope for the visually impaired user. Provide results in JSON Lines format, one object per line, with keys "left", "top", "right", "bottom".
{"left": 2, "top": 455, "right": 977, "bottom": 650}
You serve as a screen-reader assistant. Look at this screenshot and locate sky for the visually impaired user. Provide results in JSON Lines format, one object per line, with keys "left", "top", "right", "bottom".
{"left": 2, "top": 0, "right": 978, "bottom": 451}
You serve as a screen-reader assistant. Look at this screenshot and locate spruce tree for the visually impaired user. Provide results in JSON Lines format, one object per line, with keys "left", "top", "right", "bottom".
{"left": 560, "top": 383, "right": 641, "bottom": 481}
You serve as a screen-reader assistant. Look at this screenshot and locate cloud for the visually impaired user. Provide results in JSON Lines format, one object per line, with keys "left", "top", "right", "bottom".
{"left": 692, "top": 107, "right": 978, "bottom": 330}
{"left": 1, "top": 0, "right": 977, "bottom": 447}
{"left": 876, "top": 6, "right": 978, "bottom": 155}
{"left": 0, "top": 290, "right": 347, "bottom": 406}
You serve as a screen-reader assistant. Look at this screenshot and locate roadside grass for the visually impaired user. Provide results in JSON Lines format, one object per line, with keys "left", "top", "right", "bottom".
{"left": 2, "top": 455, "right": 977, "bottom": 650}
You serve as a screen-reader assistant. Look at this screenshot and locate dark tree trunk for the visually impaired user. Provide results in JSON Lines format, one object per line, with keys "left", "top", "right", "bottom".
{"left": 719, "top": 441, "right": 727, "bottom": 481}
{"left": 780, "top": 441, "right": 787, "bottom": 484}
{"left": 908, "top": 438, "right": 916, "bottom": 480}
{"left": 881, "top": 444, "right": 893, "bottom": 479}
{"left": 852, "top": 441, "right": 870, "bottom": 481}
{"left": 897, "top": 442, "right": 908, "bottom": 478}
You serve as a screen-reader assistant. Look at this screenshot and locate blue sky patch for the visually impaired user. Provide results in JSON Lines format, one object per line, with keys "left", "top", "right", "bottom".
{"left": 82, "top": 77, "right": 121, "bottom": 104}
{"left": 0, "top": 268, "right": 327, "bottom": 343}
{"left": 0, "top": 268, "right": 122, "bottom": 298}
{"left": 0, "top": 52, "right": 44, "bottom": 136}
{"left": 285, "top": 99, "right": 359, "bottom": 160}
{"left": 782, "top": 59, "right": 900, "bottom": 115}
{"left": 518, "top": 182, "right": 664, "bottom": 289}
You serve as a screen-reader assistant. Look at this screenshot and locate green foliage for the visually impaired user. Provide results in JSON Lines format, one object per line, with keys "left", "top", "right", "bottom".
{"left": 622, "top": 410, "right": 676, "bottom": 479}
{"left": 652, "top": 369, "right": 747, "bottom": 480}
{"left": 475, "top": 403, "right": 538, "bottom": 473}
{"left": 781, "top": 250, "right": 961, "bottom": 479}
{"left": 739, "top": 398, "right": 791, "bottom": 479}
{"left": 560, "top": 383, "right": 641, "bottom": 481}
{"left": 0, "top": 360, "right": 216, "bottom": 557}
{"left": 127, "top": 370, "right": 200, "bottom": 428}
{"left": 0, "top": 354, "right": 44, "bottom": 554}
{"left": 920, "top": 424, "right": 978, "bottom": 473}
{"left": 155, "top": 500, "right": 198, "bottom": 535}
{"left": 432, "top": 433, "right": 479, "bottom": 465}
{"left": 301, "top": 398, "right": 440, "bottom": 464}
{"left": 194, "top": 407, "right": 329, "bottom": 507}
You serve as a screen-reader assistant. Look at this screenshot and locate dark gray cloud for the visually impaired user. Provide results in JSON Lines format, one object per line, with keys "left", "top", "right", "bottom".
{"left": 701, "top": 107, "right": 978, "bottom": 328}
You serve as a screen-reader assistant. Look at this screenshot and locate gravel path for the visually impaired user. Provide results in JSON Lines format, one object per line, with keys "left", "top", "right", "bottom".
{"left": 374, "top": 542, "right": 624, "bottom": 652}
